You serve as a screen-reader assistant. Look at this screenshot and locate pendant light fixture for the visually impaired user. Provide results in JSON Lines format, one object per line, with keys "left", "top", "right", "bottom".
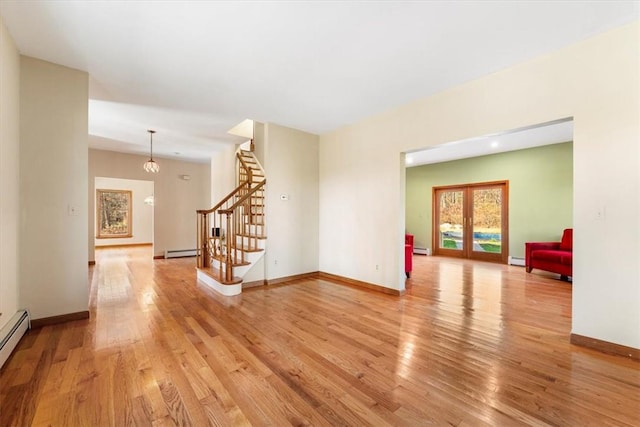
{"left": 143, "top": 129, "right": 160, "bottom": 173}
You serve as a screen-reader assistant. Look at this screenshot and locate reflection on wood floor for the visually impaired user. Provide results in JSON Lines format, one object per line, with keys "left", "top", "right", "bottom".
{"left": 1, "top": 247, "right": 638, "bottom": 426}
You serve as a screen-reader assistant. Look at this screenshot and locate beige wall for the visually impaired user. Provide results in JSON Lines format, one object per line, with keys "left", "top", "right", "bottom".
{"left": 254, "top": 123, "right": 319, "bottom": 281}
{"left": 320, "top": 22, "right": 640, "bottom": 348}
{"left": 0, "top": 18, "right": 20, "bottom": 330}
{"left": 20, "top": 56, "right": 89, "bottom": 320}
{"left": 89, "top": 148, "right": 210, "bottom": 259}
{"left": 210, "top": 144, "right": 237, "bottom": 206}
{"left": 253, "top": 121, "right": 266, "bottom": 166}
{"left": 94, "top": 177, "right": 154, "bottom": 246}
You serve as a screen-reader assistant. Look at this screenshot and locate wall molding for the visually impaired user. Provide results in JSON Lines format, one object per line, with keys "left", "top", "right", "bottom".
{"left": 31, "top": 311, "right": 90, "bottom": 329}
{"left": 241, "top": 272, "right": 405, "bottom": 296}
{"left": 318, "top": 272, "right": 405, "bottom": 296}
{"left": 570, "top": 333, "right": 639, "bottom": 361}
{"left": 243, "top": 279, "right": 267, "bottom": 289}
{"left": 266, "top": 272, "right": 319, "bottom": 286}
{"left": 95, "top": 242, "right": 152, "bottom": 249}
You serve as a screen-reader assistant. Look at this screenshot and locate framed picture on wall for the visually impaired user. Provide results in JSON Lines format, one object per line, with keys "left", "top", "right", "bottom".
{"left": 97, "top": 189, "right": 132, "bottom": 238}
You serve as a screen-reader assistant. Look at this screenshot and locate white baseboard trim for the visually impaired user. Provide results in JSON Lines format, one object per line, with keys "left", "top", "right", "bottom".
{"left": 508, "top": 256, "right": 525, "bottom": 266}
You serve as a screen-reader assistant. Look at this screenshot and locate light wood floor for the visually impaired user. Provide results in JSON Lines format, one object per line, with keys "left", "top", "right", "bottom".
{"left": 1, "top": 248, "right": 638, "bottom": 426}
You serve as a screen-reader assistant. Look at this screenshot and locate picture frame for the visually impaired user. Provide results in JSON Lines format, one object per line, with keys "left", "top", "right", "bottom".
{"left": 97, "top": 189, "right": 132, "bottom": 238}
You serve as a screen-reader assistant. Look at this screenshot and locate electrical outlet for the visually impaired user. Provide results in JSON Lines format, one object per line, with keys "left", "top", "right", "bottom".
{"left": 376, "top": 264, "right": 379, "bottom": 271}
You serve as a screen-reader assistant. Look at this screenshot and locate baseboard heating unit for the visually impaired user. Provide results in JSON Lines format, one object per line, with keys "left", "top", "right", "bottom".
{"left": 508, "top": 256, "right": 526, "bottom": 267}
{"left": 164, "top": 249, "right": 198, "bottom": 259}
{"left": 0, "top": 310, "right": 30, "bottom": 369}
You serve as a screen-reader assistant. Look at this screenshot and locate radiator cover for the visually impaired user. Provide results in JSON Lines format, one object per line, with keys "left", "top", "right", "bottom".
{"left": 164, "top": 249, "right": 198, "bottom": 258}
{"left": 508, "top": 256, "right": 526, "bottom": 266}
{"left": 0, "top": 310, "right": 30, "bottom": 369}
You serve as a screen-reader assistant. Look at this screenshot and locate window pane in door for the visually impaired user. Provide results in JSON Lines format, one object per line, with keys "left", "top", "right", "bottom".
{"left": 439, "top": 190, "right": 464, "bottom": 251}
{"left": 472, "top": 188, "right": 502, "bottom": 253}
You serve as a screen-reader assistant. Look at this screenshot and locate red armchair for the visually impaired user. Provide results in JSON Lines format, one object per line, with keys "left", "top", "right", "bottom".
{"left": 405, "top": 234, "right": 414, "bottom": 278}
{"left": 525, "top": 228, "right": 572, "bottom": 280}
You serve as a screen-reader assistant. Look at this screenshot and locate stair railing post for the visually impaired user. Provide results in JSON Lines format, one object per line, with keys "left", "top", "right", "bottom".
{"left": 196, "top": 213, "right": 201, "bottom": 268}
{"left": 201, "top": 212, "right": 210, "bottom": 268}
{"left": 225, "top": 212, "right": 233, "bottom": 282}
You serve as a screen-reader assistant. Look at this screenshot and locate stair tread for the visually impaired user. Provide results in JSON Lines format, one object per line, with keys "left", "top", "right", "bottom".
{"left": 197, "top": 267, "right": 242, "bottom": 285}
{"left": 211, "top": 255, "right": 251, "bottom": 266}
{"left": 231, "top": 244, "right": 264, "bottom": 253}
{"left": 236, "top": 233, "right": 267, "bottom": 239}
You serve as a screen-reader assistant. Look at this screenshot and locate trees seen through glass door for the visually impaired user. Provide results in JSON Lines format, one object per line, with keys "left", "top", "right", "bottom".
{"left": 433, "top": 181, "right": 508, "bottom": 263}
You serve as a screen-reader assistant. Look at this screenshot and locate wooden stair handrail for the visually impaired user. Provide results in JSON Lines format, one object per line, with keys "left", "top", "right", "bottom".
{"left": 236, "top": 152, "right": 253, "bottom": 183}
{"left": 197, "top": 180, "right": 251, "bottom": 215}
{"left": 219, "top": 179, "right": 266, "bottom": 214}
{"left": 197, "top": 149, "right": 266, "bottom": 287}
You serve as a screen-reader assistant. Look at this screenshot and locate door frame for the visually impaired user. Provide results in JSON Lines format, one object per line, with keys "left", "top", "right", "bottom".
{"left": 432, "top": 180, "right": 509, "bottom": 264}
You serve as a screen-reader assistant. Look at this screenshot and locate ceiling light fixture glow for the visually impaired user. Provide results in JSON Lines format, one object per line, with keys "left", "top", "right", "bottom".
{"left": 490, "top": 141, "right": 499, "bottom": 148}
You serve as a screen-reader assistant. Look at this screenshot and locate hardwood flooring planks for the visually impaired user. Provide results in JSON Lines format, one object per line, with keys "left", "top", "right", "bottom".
{"left": 1, "top": 247, "right": 638, "bottom": 426}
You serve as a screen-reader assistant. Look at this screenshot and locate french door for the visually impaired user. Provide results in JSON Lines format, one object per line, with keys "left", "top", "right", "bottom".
{"left": 433, "top": 181, "right": 509, "bottom": 263}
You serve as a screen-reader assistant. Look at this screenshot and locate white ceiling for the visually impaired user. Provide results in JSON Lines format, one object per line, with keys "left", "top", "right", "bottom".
{"left": 1, "top": 1, "right": 637, "bottom": 163}
{"left": 406, "top": 118, "right": 574, "bottom": 167}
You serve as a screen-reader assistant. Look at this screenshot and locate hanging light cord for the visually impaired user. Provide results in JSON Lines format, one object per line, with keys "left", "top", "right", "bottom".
{"left": 144, "top": 129, "right": 159, "bottom": 173}
{"left": 149, "top": 129, "right": 155, "bottom": 160}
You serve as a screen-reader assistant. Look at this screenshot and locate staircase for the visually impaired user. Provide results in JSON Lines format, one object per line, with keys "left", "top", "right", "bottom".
{"left": 196, "top": 148, "right": 266, "bottom": 296}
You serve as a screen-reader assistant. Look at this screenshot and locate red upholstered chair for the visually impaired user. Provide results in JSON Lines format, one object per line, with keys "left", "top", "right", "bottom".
{"left": 525, "top": 228, "right": 573, "bottom": 281}
{"left": 405, "top": 234, "right": 414, "bottom": 278}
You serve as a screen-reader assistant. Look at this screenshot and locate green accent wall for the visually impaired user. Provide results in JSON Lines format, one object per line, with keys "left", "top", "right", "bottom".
{"left": 406, "top": 142, "right": 573, "bottom": 259}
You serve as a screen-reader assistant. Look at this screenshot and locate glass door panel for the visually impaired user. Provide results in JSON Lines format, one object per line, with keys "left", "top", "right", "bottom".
{"left": 438, "top": 190, "right": 464, "bottom": 252}
{"left": 471, "top": 188, "right": 502, "bottom": 255}
{"left": 433, "top": 181, "right": 508, "bottom": 263}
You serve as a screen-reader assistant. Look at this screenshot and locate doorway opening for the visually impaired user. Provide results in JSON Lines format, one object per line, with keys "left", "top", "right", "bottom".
{"left": 94, "top": 177, "right": 155, "bottom": 256}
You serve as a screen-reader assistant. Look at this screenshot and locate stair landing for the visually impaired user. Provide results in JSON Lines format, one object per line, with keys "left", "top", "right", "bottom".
{"left": 197, "top": 267, "right": 243, "bottom": 296}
